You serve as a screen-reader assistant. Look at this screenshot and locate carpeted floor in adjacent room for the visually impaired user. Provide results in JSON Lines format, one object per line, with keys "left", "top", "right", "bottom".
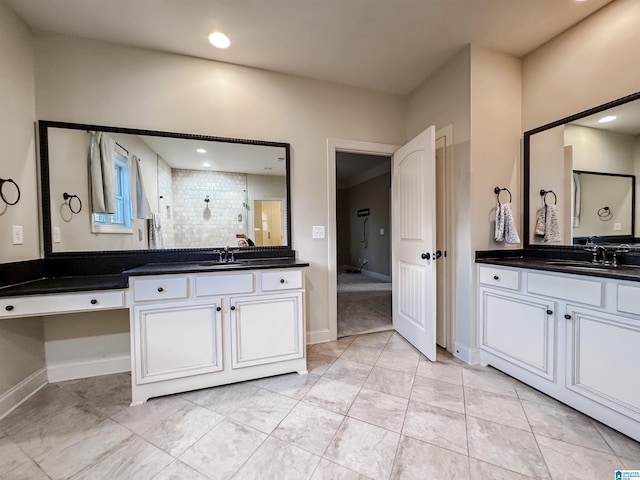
{"left": 337, "top": 272, "right": 392, "bottom": 337}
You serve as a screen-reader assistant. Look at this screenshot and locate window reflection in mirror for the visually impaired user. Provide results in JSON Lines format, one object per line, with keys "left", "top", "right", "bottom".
{"left": 525, "top": 92, "right": 640, "bottom": 247}
{"left": 42, "top": 122, "right": 290, "bottom": 253}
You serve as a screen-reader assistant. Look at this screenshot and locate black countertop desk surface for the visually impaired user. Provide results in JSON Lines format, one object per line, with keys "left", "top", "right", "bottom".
{"left": 0, "top": 259, "right": 310, "bottom": 298}
{"left": 476, "top": 256, "right": 640, "bottom": 282}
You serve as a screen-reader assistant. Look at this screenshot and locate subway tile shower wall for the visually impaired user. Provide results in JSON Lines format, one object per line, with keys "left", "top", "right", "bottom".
{"left": 171, "top": 169, "right": 248, "bottom": 248}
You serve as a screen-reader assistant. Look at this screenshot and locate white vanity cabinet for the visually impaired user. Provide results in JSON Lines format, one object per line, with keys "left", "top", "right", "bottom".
{"left": 478, "top": 264, "right": 640, "bottom": 441}
{"left": 128, "top": 268, "right": 306, "bottom": 405}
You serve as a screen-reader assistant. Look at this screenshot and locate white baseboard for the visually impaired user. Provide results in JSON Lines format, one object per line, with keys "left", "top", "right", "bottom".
{"left": 453, "top": 341, "right": 479, "bottom": 365}
{"left": 361, "top": 270, "right": 391, "bottom": 282}
{"left": 0, "top": 367, "right": 48, "bottom": 421}
{"left": 47, "top": 355, "right": 131, "bottom": 383}
{"left": 307, "top": 328, "right": 334, "bottom": 345}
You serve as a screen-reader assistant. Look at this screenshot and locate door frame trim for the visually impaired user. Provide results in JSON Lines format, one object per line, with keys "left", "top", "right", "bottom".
{"left": 326, "top": 138, "right": 399, "bottom": 341}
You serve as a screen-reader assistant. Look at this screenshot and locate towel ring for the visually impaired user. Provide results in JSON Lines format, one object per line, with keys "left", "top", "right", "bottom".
{"left": 0, "top": 178, "right": 21, "bottom": 206}
{"left": 494, "top": 187, "right": 512, "bottom": 205}
{"left": 540, "top": 189, "right": 557, "bottom": 206}
{"left": 597, "top": 206, "right": 612, "bottom": 219}
{"left": 63, "top": 192, "right": 82, "bottom": 214}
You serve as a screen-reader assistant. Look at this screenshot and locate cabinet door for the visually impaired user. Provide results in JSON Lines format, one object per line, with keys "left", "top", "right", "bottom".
{"left": 565, "top": 306, "right": 640, "bottom": 421}
{"left": 133, "top": 301, "right": 223, "bottom": 384}
{"left": 230, "top": 292, "right": 303, "bottom": 369}
{"left": 479, "top": 288, "right": 556, "bottom": 381}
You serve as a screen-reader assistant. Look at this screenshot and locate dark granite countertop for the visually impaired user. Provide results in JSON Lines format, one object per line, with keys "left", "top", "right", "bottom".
{"left": 476, "top": 255, "right": 640, "bottom": 282}
{"left": 0, "top": 258, "right": 310, "bottom": 298}
{"left": 0, "top": 275, "right": 127, "bottom": 297}
{"left": 123, "top": 258, "right": 310, "bottom": 277}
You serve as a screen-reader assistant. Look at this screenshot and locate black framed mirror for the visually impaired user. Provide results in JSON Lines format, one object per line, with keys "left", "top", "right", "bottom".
{"left": 524, "top": 91, "right": 640, "bottom": 248}
{"left": 39, "top": 121, "right": 292, "bottom": 256}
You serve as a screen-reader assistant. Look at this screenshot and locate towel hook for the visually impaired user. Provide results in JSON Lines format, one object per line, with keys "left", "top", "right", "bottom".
{"left": 540, "top": 189, "right": 557, "bottom": 206}
{"left": 63, "top": 192, "right": 82, "bottom": 214}
{"left": 597, "top": 206, "right": 612, "bottom": 219}
{"left": 0, "top": 177, "right": 21, "bottom": 206}
{"left": 494, "top": 187, "right": 512, "bottom": 205}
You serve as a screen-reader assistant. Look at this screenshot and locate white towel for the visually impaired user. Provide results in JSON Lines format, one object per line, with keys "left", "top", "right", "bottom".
{"left": 148, "top": 212, "right": 164, "bottom": 249}
{"left": 495, "top": 203, "right": 521, "bottom": 244}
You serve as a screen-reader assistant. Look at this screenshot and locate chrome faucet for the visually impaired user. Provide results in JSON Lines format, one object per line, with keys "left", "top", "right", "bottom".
{"left": 587, "top": 245, "right": 608, "bottom": 264}
{"left": 221, "top": 246, "right": 234, "bottom": 263}
{"left": 611, "top": 244, "right": 630, "bottom": 267}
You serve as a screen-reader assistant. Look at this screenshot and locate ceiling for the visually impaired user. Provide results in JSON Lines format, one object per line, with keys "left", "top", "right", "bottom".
{"left": 3, "top": 0, "right": 613, "bottom": 95}
{"left": 139, "top": 135, "right": 287, "bottom": 175}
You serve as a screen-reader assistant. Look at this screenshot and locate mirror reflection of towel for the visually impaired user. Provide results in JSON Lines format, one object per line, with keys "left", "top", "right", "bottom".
{"left": 535, "top": 205, "right": 561, "bottom": 242}
{"left": 148, "top": 213, "right": 164, "bottom": 249}
{"left": 495, "top": 203, "right": 521, "bottom": 244}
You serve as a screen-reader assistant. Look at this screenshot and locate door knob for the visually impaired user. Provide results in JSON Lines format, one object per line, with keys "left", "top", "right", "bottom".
{"left": 434, "top": 250, "right": 442, "bottom": 259}
{"left": 421, "top": 253, "right": 431, "bottom": 260}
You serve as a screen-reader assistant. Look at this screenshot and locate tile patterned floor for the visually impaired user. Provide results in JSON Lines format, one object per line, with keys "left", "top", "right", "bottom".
{"left": 1, "top": 331, "right": 638, "bottom": 479}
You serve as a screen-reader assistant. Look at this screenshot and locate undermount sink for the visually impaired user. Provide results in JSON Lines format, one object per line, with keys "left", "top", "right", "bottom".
{"left": 541, "top": 259, "right": 640, "bottom": 270}
{"left": 198, "top": 260, "right": 247, "bottom": 267}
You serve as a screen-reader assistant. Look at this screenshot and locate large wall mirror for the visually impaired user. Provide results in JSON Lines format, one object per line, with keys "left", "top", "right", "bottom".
{"left": 524, "top": 92, "right": 640, "bottom": 248}
{"left": 39, "top": 121, "right": 291, "bottom": 255}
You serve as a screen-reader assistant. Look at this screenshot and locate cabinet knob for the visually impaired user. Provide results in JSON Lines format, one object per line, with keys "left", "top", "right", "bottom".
{"left": 493, "top": 275, "right": 499, "bottom": 280}
{"left": 230, "top": 306, "right": 236, "bottom": 311}
{"left": 5, "top": 305, "right": 14, "bottom": 311}
{"left": 280, "top": 278, "right": 286, "bottom": 284}
{"left": 157, "top": 287, "right": 164, "bottom": 292}
{"left": 216, "top": 306, "right": 221, "bottom": 311}
{"left": 546, "top": 309, "right": 553, "bottom": 315}
{"left": 564, "top": 314, "right": 572, "bottom": 320}
{"left": 90, "top": 299, "right": 98, "bottom": 305}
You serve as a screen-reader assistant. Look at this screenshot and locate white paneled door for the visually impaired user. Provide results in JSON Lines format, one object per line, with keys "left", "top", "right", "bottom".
{"left": 392, "top": 127, "right": 437, "bottom": 361}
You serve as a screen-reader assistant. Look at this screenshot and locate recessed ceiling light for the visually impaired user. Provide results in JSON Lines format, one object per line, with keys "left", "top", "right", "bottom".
{"left": 209, "top": 31, "right": 231, "bottom": 49}
{"left": 202, "top": 162, "right": 211, "bottom": 167}
{"left": 598, "top": 115, "right": 617, "bottom": 123}
{"left": 196, "top": 148, "right": 207, "bottom": 153}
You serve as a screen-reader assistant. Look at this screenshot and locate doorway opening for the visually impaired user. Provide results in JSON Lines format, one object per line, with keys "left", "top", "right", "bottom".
{"left": 327, "top": 130, "right": 454, "bottom": 355}
{"left": 336, "top": 152, "right": 392, "bottom": 337}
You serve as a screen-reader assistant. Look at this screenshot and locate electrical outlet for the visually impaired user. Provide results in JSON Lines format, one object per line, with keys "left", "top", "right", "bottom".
{"left": 614, "top": 223, "right": 622, "bottom": 231}
{"left": 379, "top": 228, "right": 384, "bottom": 235}
{"left": 312, "top": 225, "right": 325, "bottom": 239}
{"left": 12, "top": 225, "right": 23, "bottom": 245}
{"left": 53, "top": 227, "right": 61, "bottom": 243}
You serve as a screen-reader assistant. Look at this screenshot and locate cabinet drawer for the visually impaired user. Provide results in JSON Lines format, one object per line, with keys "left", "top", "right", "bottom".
{"left": 132, "top": 276, "right": 188, "bottom": 302}
{"left": 617, "top": 284, "right": 640, "bottom": 316}
{"left": 195, "top": 273, "right": 254, "bottom": 297}
{"left": 527, "top": 272, "right": 602, "bottom": 307}
{"left": 261, "top": 270, "right": 303, "bottom": 291}
{"left": 478, "top": 266, "right": 519, "bottom": 290}
{"left": 0, "top": 290, "right": 125, "bottom": 319}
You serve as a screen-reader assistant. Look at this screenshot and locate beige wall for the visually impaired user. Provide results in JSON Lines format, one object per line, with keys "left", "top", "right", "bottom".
{"left": 522, "top": 0, "right": 640, "bottom": 131}
{"left": 0, "top": 3, "right": 45, "bottom": 395}
{"left": 34, "top": 33, "right": 407, "bottom": 345}
{"left": 0, "top": 2, "right": 39, "bottom": 263}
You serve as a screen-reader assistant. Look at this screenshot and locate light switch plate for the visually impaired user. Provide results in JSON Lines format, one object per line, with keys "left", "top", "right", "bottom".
{"left": 12, "top": 225, "right": 23, "bottom": 245}
{"left": 312, "top": 225, "right": 325, "bottom": 239}
{"left": 53, "top": 227, "right": 61, "bottom": 243}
